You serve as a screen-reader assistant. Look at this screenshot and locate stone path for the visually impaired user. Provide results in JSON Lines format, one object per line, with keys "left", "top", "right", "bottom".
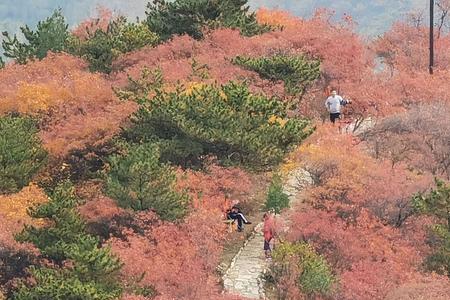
{"left": 223, "top": 169, "right": 311, "bottom": 299}
{"left": 222, "top": 223, "right": 267, "bottom": 299}
{"left": 222, "top": 118, "right": 368, "bottom": 299}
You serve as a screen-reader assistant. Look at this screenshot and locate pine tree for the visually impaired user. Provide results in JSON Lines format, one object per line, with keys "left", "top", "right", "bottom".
{"left": 413, "top": 179, "right": 450, "bottom": 275}
{"left": 233, "top": 54, "right": 321, "bottom": 96}
{"left": 69, "top": 17, "right": 159, "bottom": 73}
{"left": 2, "top": 9, "right": 70, "bottom": 64}
{"left": 265, "top": 174, "right": 290, "bottom": 214}
{"left": 0, "top": 115, "right": 47, "bottom": 194}
{"left": 14, "top": 182, "right": 123, "bottom": 299}
{"left": 106, "top": 143, "right": 190, "bottom": 221}
{"left": 145, "top": 0, "right": 271, "bottom": 41}
{"left": 121, "top": 80, "right": 312, "bottom": 169}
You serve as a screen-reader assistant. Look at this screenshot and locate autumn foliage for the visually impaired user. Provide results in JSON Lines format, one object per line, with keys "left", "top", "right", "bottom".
{"left": 280, "top": 125, "right": 450, "bottom": 299}
{"left": 2, "top": 2, "right": 450, "bottom": 299}
{"left": 0, "top": 53, "right": 136, "bottom": 157}
{"left": 80, "top": 164, "right": 253, "bottom": 299}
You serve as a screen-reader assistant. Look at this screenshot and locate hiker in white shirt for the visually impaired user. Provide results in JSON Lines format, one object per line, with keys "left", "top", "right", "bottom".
{"left": 325, "top": 90, "right": 351, "bottom": 124}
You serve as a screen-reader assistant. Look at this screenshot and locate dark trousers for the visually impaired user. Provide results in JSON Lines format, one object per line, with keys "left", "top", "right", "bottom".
{"left": 227, "top": 212, "right": 248, "bottom": 230}
{"left": 330, "top": 112, "right": 341, "bottom": 123}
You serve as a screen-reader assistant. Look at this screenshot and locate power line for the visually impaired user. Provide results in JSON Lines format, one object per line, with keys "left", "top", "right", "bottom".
{"left": 430, "top": 0, "right": 434, "bottom": 74}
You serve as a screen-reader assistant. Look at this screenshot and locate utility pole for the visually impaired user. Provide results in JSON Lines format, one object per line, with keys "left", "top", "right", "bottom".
{"left": 430, "top": 0, "right": 435, "bottom": 74}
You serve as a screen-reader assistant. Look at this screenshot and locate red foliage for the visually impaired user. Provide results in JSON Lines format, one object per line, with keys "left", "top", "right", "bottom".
{"left": 77, "top": 165, "right": 253, "bottom": 299}
{"left": 112, "top": 10, "right": 372, "bottom": 119}
{"left": 0, "top": 53, "right": 137, "bottom": 157}
{"left": 282, "top": 126, "right": 450, "bottom": 299}
{"left": 296, "top": 126, "right": 433, "bottom": 223}
{"left": 365, "top": 22, "right": 450, "bottom": 116}
{"left": 177, "top": 164, "right": 252, "bottom": 212}
{"left": 72, "top": 7, "right": 114, "bottom": 40}
{"left": 109, "top": 211, "right": 231, "bottom": 300}
{"left": 78, "top": 195, "right": 124, "bottom": 223}
{"left": 286, "top": 208, "right": 449, "bottom": 300}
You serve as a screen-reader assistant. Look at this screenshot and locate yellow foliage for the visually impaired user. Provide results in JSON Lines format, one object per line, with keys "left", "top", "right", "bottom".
{"left": 0, "top": 183, "right": 48, "bottom": 225}
{"left": 183, "top": 82, "right": 206, "bottom": 96}
{"left": 268, "top": 115, "right": 288, "bottom": 127}
{"left": 256, "top": 8, "right": 301, "bottom": 29}
{"left": 219, "top": 90, "right": 228, "bottom": 101}
{"left": 279, "top": 156, "right": 299, "bottom": 176}
{"left": 0, "top": 81, "right": 70, "bottom": 115}
{"left": 268, "top": 115, "right": 277, "bottom": 124}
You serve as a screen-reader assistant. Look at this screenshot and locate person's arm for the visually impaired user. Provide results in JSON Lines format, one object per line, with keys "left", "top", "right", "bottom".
{"left": 325, "top": 98, "right": 330, "bottom": 111}
{"left": 340, "top": 96, "right": 351, "bottom": 106}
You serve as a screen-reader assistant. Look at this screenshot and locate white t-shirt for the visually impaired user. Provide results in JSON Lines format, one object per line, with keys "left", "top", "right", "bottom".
{"left": 325, "top": 95, "right": 344, "bottom": 114}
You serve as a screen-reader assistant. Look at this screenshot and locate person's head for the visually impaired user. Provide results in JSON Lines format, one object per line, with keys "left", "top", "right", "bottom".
{"left": 231, "top": 206, "right": 239, "bottom": 212}
{"left": 331, "top": 90, "right": 337, "bottom": 97}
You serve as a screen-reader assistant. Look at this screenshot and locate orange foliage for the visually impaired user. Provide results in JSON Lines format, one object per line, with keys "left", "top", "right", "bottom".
{"left": 0, "top": 184, "right": 48, "bottom": 225}
{"left": 0, "top": 184, "right": 46, "bottom": 281}
{"left": 282, "top": 125, "right": 448, "bottom": 299}
{"left": 177, "top": 164, "right": 253, "bottom": 213}
{"left": 0, "top": 53, "right": 136, "bottom": 157}
{"left": 72, "top": 7, "right": 114, "bottom": 40}
{"left": 78, "top": 195, "right": 124, "bottom": 223}
{"left": 363, "top": 22, "right": 450, "bottom": 116}
{"left": 256, "top": 8, "right": 301, "bottom": 28}
{"left": 112, "top": 10, "right": 370, "bottom": 119}
{"left": 0, "top": 82, "right": 69, "bottom": 115}
{"left": 109, "top": 211, "right": 230, "bottom": 300}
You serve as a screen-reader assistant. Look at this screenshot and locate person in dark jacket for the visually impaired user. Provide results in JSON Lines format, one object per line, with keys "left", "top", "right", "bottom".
{"left": 226, "top": 206, "right": 251, "bottom": 232}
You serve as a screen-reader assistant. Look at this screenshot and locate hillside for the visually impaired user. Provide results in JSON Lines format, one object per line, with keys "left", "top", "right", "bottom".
{"left": 0, "top": 0, "right": 427, "bottom": 37}
{"left": 1, "top": 1, "right": 450, "bottom": 300}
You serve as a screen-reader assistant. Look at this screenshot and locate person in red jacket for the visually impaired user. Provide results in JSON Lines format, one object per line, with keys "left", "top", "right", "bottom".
{"left": 263, "top": 212, "right": 275, "bottom": 258}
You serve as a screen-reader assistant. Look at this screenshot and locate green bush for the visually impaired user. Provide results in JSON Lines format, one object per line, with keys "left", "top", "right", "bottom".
{"left": 424, "top": 224, "right": 450, "bottom": 276}
{"left": 70, "top": 17, "right": 159, "bottom": 73}
{"left": 233, "top": 54, "right": 321, "bottom": 96}
{"left": 121, "top": 79, "right": 312, "bottom": 169}
{"left": 2, "top": 9, "right": 159, "bottom": 71}
{"left": 0, "top": 115, "right": 47, "bottom": 194}
{"left": 145, "top": 0, "right": 272, "bottom": 41}
{"left": 265, "top": 174, "right": 290, "bottom": 214}
{"left": 413, "top": 179, "right": 450, "bottom": 275}
{"left": 14, "top": 182, "right": 122, "bottom": 300}
{"left": 272, "top": 242, "right": 336, "bottom": 296}
{"left": 2, "top": 9, "right": 70, "bottom": 64}
{"left": 70, "top": 30, "right": 116, "bottom": 73}
{"left": 106, "top": 143, "right": 189, "bottom": 221}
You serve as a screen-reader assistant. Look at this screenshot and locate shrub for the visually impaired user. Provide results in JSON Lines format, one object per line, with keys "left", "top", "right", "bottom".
{"left": 265, "top": 174, "right": 290, "bottom": 214}
{"left": 145, "top": 0, "right": 271, "bottom": 41}
{"left": 413, "top": 179, "right": 450, "bottom": 275}
{"left": 70, "top": 17, "right": 159, "bottom": 73}
{"left": 14, "top": 182, "right": 122, "bottom": 299}
{"left": 2, "top": 9, "right": 70, "bottom": 64}
{"left": 70, "top": 29, "right": 116, "bottom": 73}
{"left": 271, "top": 241, "right": 336, "bottom": 297}
{"left": 0, "top": 53, "right": 136, "bottom": 157}
{"left": 122, "top": 80, "right": 312, "bottom": 169}
{"left": 233, "top": 54, "right": 321, "bottom": 96}
{"left": 0, "top": 115, "right": 47, "bottom": 194}
{"left": 105, "top": 143, "right": 189, "bottom": 221}
{"left": 424, "top": 224, "right": 450, "bottom": 276}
